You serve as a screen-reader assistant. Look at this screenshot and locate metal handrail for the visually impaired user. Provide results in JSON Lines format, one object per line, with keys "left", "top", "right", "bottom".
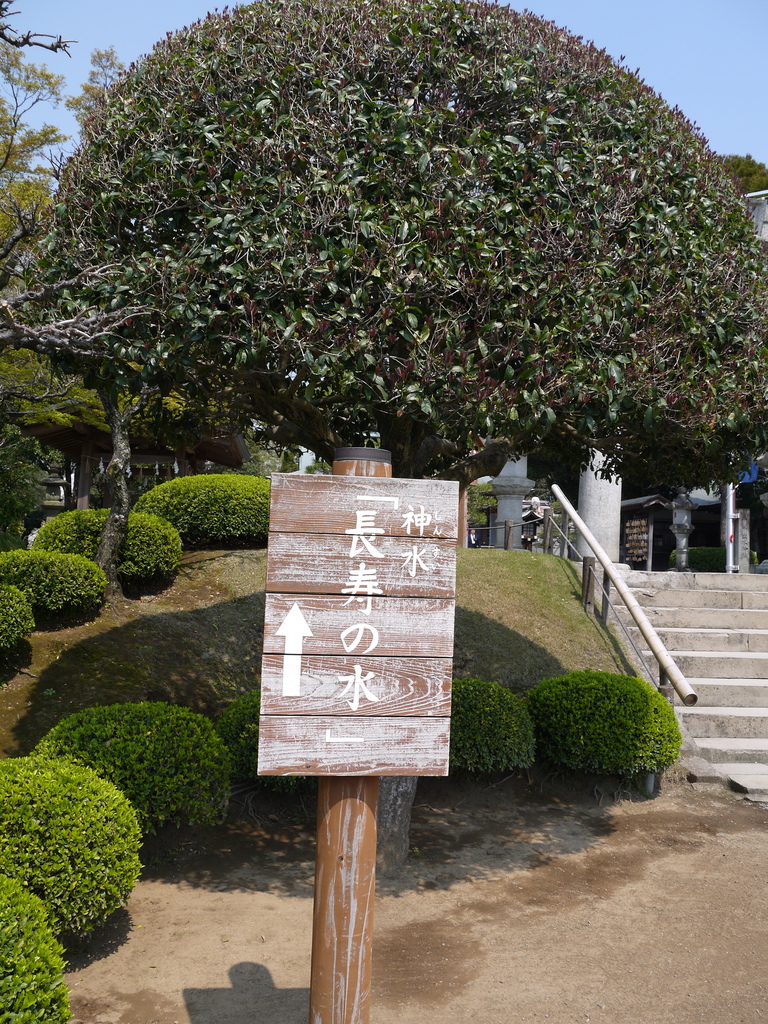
{"left": 551, "top": 484, "right": 698, "bottom": 707}
{"left": 581, "top": 555, "right": 665, "bottom": 690}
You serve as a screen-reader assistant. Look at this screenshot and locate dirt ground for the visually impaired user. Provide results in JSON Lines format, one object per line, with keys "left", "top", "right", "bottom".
{"left": 64, "top": 768, "right": 768, "bottom": 1024}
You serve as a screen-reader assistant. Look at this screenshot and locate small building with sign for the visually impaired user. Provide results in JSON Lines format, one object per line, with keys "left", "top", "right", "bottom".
{"left": 620, "top": 493, "right": 721, "bottom": 571}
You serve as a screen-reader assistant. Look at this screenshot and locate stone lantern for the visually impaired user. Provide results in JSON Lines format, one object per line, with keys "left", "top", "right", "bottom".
{"left": 671, "top": 486, "right": 695, "bottom": 571}
{"left": 41, "top": 463, "right": 67, "bottom": 522}
{"left": 491, "top": 457, "right": 534, "bottom": 549}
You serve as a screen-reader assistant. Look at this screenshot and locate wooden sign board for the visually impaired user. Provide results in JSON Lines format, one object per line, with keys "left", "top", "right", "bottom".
{"left": 258, "top": 474, "right": 460, "bottom": 777}
{"left": 268, "top": 474, "right": 459, "bottom": 539}
{"left": 258, "top": 716, "right": 450, "bottom": 776}
{"left": 266, "top": 533, "right": 457, "bottom": 598}
{"left": 260, "top": 655, "right": 452, "bottom": 717}
{"left": 263, "top": 594, "right": 455, "bottom": 659}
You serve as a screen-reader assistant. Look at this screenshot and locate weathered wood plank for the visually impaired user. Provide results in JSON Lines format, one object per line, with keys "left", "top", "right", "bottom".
{"left": 260, "top": 654, "right": 452, "bottom": 716}
{"left": 266, "top": 533, "right": 456, "bottom": 598}
{"left": 264, "top": 594, "right": 455, "bottom": 658}
{"left": 257, "top": 715, "right": 450, "bottom": 776}
{"left": 268, "top": 474, "right": 459, "bottom": 539}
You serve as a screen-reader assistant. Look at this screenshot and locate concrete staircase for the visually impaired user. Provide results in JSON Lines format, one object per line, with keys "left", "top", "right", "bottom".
{"left": 615, "top": 568, "right": 768, "bottom": 801}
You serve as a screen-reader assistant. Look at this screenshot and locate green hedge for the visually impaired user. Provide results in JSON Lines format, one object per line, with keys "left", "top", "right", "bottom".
{"left": 667, "top": 546, "right": 758, "bottom": 572}
{"left": 527, "top": 671, "right": 682, "bottom": 777}
{"left": 216, "top": 689, "right": 262, "bottom": 779}
{"left": 0, "top": 533, "right": 24, "bottom": 552}
{"left": 0, "top": 758, "right": 141, "bottom": 936}
{"left": 216, "top": 689, "right": 314, "bottom": 793}
{"left": 34, "top": 508, "right": 182, "bottom": 583}
{"left": 0, "top": 584, "right": 35, "bottom": 653}
{"left": 450, "top": 678, "right": 535, "bottom": 776}
{"left": 0, "top": 875, "right": 70, "bottom": 1024}
{"left": 34, "top": 702, "right": 232, "bottom": 832}
{"left": 0, "top": 549, "right": 106, "bottom": 618}
{"left": 134, "top": 474, "right": 270, "bottom": 546}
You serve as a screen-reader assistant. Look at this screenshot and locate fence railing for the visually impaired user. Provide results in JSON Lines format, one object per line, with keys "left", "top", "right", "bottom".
{"left": 549, "top": 484, "right": 698, "bottom": 707}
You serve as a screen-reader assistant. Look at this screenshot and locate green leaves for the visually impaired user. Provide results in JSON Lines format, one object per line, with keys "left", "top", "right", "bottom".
{"left": 528, "top": 671, "right": 683, "bottom": 776}
{"left": 37, "top": 0, "right": 768, "bottom": 483}
{"left": 0, "top": 758, "right": 141, "bottom": 936}
{"left": 450, "top": 678, "right": 535, "bottom": 776}
{"left": 34, "top": 703, "right": 232, "bottom": 832}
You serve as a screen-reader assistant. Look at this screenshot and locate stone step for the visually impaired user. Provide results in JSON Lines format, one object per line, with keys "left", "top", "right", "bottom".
{"left": 678, "top": 706, "right": 768, "bottom": 738}
{"left": 676, "top": 679, "right": 768, "bottom": 707}
{"left": 616, "top": 606, "right": 768, "bottom": 630}
{"left": 622, "top": 588, "right": 768, "bottom": 610}
{"left": 689, "top": 738, "right": 768, "bottom": 763}
{"left": 716, "top": 762, "right": 768, "bottom": 797}
{"left": 664, "top": 650, "right": 768, "bottom": 679}
{"left": 614, "top": 570, "right": 768, "bottom": 783}
{"left": 693, "top": 738, "right": 768, "bottom": 763}
{"left": 629, "top": 626, "right": 768, "bottom": 653}
{"left": 618, "top": 569, "right": 768, "bottom": 593}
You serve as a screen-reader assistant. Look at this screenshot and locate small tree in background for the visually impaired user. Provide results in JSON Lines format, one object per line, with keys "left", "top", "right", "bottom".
{"left": 722, "top": 153, "right": 768, "bottom": 195}
{"left": 65, "top": 47, "right": 126, "bottom": 129}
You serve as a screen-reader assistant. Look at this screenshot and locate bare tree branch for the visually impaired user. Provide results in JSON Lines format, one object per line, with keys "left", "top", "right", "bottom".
{"left": 436, "top": 439, "right": 518, "bottom": 489}
{"left": 0, "top": 267, "right": 145, "bottom": 360}
{"left": 0, "top": 3, "right": 74, "bottom": 55}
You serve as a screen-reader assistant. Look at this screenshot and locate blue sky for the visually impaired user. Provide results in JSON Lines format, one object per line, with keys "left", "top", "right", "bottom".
{"left": 25, "top": 0, "right": 768, "bottom": 166}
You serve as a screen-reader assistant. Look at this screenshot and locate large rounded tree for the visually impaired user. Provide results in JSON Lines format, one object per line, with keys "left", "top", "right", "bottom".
{"left": 40, "top": 0, "right": 768, "bottom": 488}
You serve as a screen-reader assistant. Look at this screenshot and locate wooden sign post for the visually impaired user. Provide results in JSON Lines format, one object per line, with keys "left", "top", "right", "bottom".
{"left": 258, "top": 449, "right": 459, "bottom": 1024}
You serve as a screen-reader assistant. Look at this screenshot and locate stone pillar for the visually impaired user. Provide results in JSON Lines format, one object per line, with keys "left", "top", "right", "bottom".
{"left": 575, "top": 452, "right": 622, "bottom": 562}
{"left": 41, "top": 464, "right": 67, "bottom": 522}
{"left": 491, "top": 457, "right": 534, "bottom": 550}
{"left": 738, "top": 509, "right": 751, "bottom": 572}
{"left": 76, "top": 441, "right": 94, "bottom": 510}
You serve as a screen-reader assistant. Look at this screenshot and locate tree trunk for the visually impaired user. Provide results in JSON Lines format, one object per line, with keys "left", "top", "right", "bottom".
{"left": 94, "top": 390, "right": 134, "bottom": 597}
{"left": 376, "top": 776, "right": 418, "bottom": 876}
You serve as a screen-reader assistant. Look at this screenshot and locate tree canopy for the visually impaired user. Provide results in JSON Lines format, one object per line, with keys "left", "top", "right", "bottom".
{"left": 36, "top": 0, "right": 768, "bottom": 485}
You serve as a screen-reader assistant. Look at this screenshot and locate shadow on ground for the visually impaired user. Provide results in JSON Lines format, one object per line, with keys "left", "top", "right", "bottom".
{"left": 5, "top": 591, "right": 266, "bottom": 754}
{"left": 452, "top": 607, "right": 566, "bottom": 687}
{"left": 132, "top": 771, "right": 618, "bottom": 902}
{"left": 183, "top": 963, "right": 309, "bottom": 1024}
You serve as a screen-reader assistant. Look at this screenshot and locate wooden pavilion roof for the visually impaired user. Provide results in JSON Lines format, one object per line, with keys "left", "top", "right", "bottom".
{"left": 21, "top": 421, "right": 250, "bottom": 469}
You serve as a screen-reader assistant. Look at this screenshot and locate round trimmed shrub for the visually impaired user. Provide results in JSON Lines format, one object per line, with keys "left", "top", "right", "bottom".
{"left": 0, "top": 875, "right": 70, "bottom": 1023}
{"left": 134, "top": 474, "right": 270, "bottom": 546}
{"left": 33, "top": 508, "right": 182, "bottom": 583}
{"left": 0, "top": 549, "right": 106, "bottom": 617}
{"left": 450, "top": 678, "right": 535, "bottom": 776}
{"left": 216, "top": 689, "right": 313, "bottom": 793}
{"left": 0, "top": 757, "right": 141, "bottom": 936}
{"left": 527, "top": 671, "right": 682, "bottom": 776}
{"left": 34, "top": 702, "right": 232, "bottom": 831}
{"left": 216, "top": 689, "right": 262, "bottom": 779}
{"left": 0, "top": 583, "right": 35, "bottom": 653}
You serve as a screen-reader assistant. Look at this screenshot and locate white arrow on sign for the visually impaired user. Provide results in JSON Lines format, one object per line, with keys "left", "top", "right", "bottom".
{"left": 275, "top": 603, "right": 313, "bottom": 696}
